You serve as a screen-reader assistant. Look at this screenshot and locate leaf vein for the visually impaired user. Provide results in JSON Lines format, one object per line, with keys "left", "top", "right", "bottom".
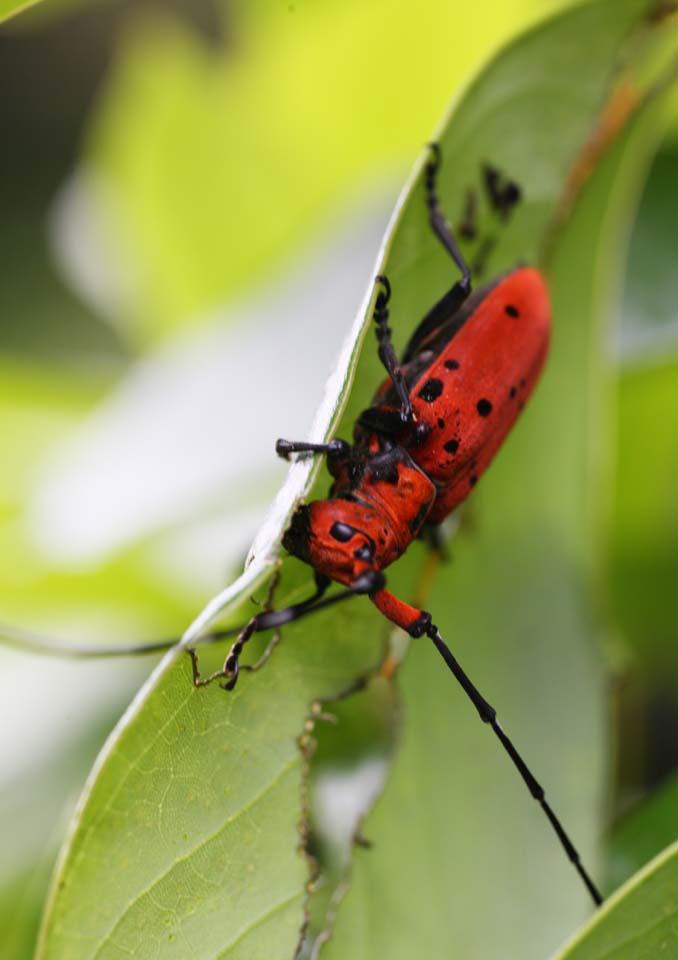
{"left": 212, "top": 889, "right": 305, "bottom": 959}
{"left": 89, "top": 753, "right": 301, "bottom": 960}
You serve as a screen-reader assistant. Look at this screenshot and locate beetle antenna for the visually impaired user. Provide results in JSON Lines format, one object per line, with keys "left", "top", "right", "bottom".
{"left": 0, "top": 620, "right": 239, "bottom": 659}
{"left": 425, "top": 620, "right": 603, "bottom": 906}
{"left": 0, "top": 572, "right": 384, "bottom": 663}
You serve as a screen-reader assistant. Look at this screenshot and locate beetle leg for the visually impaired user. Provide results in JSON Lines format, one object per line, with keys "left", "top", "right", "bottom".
{"left": 471, "top": 235, "right": 497, "bottom": 279}
{"left": 193, "top": 573, "right": 331, "bottom": 690}
{"left": 372, "top": 275, "right": 414, "bottom": 423}
{"left": 483, "top": 163, "right": 521, "bottom": 220}
{"left": 401, "top": 145, "right": 474, "bottom": 362}
{"left": 190, "top": 571, "right": 384, "bottom": 691}
{"left": 425, "top": 143, "right": 472, "bottom": 296}
{"left": 417, "top": 522, "right": 450, "bottom": 562}
{"left": 457, "top": 186, "right": 478, "bottom": 241}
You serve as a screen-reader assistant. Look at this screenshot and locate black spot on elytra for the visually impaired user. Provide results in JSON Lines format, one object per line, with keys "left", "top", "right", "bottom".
{"left": 505, "top": 304, "right": 519, "bottom": 318}
{"left": 510, "top": 386, "right": 517, "bottom": 398}
{"left": 476, "top": 398, "right": 492, "bottom": 417}
{"left": 470, "top": 474, "right": 478, "bottom": 487}
{"left": 437, "top": 417, "right": 445, "bottom": 429}
{"left": 413, "top": 422, "right": 431, "bottom": 446}
{"left": 444, "top": 438, "right": 459, "bottom": 455}
{"left": 444, "top": 358, "right": 460, "bottom": 370}
{"left": 418, "top": 378, "right": 443, "bottom": 403}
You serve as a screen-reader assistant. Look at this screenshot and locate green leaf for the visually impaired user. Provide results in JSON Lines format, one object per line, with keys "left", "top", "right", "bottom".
{"left": 610, "top": 354, "right": 678, "bottom": 683}
{"left": 0, "top": 0, "right": 46, "bottom": 23}
{"left": 35, "top": 2, "right": 675, "bottom": 959}
{"left": 35, "top": 284, "right": 391, "bottom": 958}
{"left": 608, "top": 132, "right": 678, "bottom": 684}
{"left": 554, "top": 842, "right": 678, "bottom": 959}
{"left": 83, "top": 0, "right": 565, "bottom": 342}
{"left": 317, "top": 2, "right": 675, "bottom": 958}
{"left": 607, "top": 772, "right": 678, "bottom": 892}
{"left": 610, "top": 134, "right": 678, "bottom": 684}
{"left": 619, "top": 140, "right": 678, "bottom": 353}
{"left": 36, "top": 575, "right": 388, "bottom": 959}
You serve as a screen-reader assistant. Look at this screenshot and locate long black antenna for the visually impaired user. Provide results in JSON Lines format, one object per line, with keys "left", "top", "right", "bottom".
{"left": 424, "top": 620, "right": 603, "bottom": 906}
{"left": 0, "top": 620, "right": 236, "bottom": 659}
{"left": 0, "top": 572, "right": 383, "bottom": 662}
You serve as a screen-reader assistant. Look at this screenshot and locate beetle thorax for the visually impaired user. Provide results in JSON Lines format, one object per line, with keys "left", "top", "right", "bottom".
{"left": 283, "top": 445, "right": 437, "bottom": 587}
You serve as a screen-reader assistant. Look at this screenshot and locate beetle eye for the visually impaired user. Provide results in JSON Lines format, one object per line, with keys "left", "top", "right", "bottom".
{"left": 330, "top": 521, "right": 357, "bottom": 542}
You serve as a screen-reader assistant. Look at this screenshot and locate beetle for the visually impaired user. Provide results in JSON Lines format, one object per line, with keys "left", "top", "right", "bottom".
{"left": 0, "top": 144, "right": 601, "bottom": 907}
{"left": 185, "top": 144, "right": 602, "bottom": 906}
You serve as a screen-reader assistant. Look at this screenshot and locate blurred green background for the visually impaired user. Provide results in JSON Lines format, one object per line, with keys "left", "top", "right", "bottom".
{"left": 0, "top": 0, "right": 676, "bottom": 957}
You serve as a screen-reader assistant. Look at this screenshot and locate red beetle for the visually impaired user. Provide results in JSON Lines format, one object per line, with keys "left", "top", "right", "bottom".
{"left": 265, "top": 148, "right": 549, "bottom": 646}
{"left": 188, "top": 145, "right": 601, "bottom": 905}
{"left": 6, "top": 145, "right": 596, "bottom": 905}
{"left": 280, "top": 264, "right": 549, "bottom": 636}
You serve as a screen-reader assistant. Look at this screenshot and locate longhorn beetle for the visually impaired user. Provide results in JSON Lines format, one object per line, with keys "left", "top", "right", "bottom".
{"left": 2, "top": 145, "right": 603, "bottom": 907}
{"left": 187, "top": 144, "right": 603, "bottom": 907}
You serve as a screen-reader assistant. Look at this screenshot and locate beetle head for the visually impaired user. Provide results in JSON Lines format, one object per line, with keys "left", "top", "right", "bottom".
{"left": 283, "top": 500, "right": 386, "bottom": 587}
